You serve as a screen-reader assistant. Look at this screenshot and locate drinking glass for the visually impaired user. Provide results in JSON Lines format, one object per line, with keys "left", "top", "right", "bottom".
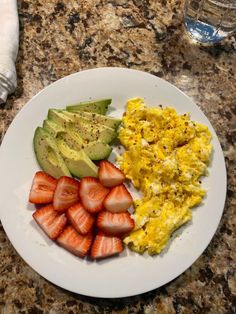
{"left": 183, "top": 0, "right": 236, "bottom": 43}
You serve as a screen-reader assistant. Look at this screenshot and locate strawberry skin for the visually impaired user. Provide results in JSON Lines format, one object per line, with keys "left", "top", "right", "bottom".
{"left": 67, "top": 203, "right": 95, "bottom": 235}
{"left": 97, "top": 211, "right": 135, "bottom": 236}
{"left": 98, "top": 160, "right": 125, "bottom": 187}
{"left": 79, "top": 177, "right": 109, "bottom": 213}
{"left": 57, "top": 225, "right": 93, "bottom": 257}
{"left": 29, "top": 171, "right": 57, "bottom": 204}
{"left": 32, "top": 204, "right": 67, "bottom": 240}
{"left": 53, "top": 176, "right": 80, "bottom": 212}
{"left": 90, "top": 232, "right": 123, "bottom": 259}
{"left": 104, "top": 184, "right": 133, "bottom": 213}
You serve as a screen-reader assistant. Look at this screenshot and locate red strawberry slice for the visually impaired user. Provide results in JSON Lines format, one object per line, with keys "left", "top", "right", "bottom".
{"left": 90, "top": 232, "right": 123, "bottom": 259}
{"left": 53, "top": 176, "right": 80, "bottom": 211}
{"left": 32, "top": 204, "right": 67, "bottom": 240}
{"left": 98, "top": 160, "right": 125, "bottom": 187}
{"left": 104, "top": 184, "right": 133, "bottom": 213}
{"left": 57, "top": 225, "right": 93, "bottom": 257}
{"left": 29, "top": 171, "right": 57, "bottom": 204}
{"left": 79, "top": 177, "right": 109, "bottom": 213}
{"left": 97, "top": 211, "right": 135, "bottom": 236}
{"left": 67, "top": 203, "right": 95, "bottom": 235}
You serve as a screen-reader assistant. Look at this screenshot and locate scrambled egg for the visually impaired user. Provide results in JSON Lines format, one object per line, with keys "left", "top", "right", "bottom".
{"left": 118, "top": 98, "right": 212, "bottom": 255}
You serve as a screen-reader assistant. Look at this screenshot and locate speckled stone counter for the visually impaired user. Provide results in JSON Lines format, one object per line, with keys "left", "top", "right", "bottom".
{"left": 0, "top": 0, "right": 235, "bottom": 313}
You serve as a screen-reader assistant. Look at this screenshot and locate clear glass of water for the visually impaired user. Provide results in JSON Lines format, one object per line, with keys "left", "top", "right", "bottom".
{"left": 184, "top": 0, "right": 236, "bottom": 43}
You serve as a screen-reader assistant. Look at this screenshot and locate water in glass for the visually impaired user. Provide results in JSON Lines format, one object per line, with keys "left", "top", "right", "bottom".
{"left": 184, "top": 0, "right": 236, "bottom": 43}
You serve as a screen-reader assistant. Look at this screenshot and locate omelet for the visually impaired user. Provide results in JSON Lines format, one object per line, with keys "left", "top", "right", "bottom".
{"left": 118, "top": 98, "right": 212, "bottom": 255}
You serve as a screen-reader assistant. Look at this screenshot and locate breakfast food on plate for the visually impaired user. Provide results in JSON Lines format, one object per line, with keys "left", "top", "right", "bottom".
{"left": 66, "top": 98, "right": 112, "bottom": 115}
{"left": 90, "top": 232, "right": 123, "bottom": 259}
{"left": 79, "top": 177, "right": 110, "bottom": 213}
{"left": 29, "top": 171, "right": 57, "bottom": 204}
{"left": 30, "top": 96, "right": 213, "bottom": 259}
{"left": 32, "top": 204, "right": 67, "bottom": 240}
{"left": 67, "top": 203, "right": 95, "bottom": 235}
{"left": 97, "top": 211, "right": 135, "bottom": 236}
{"left": 103, "top": 185, "right": 133, "bottom": 213}
{"left": 33, "top": 99, "right": 121, "bottom": 179}
{"left": 98, "top": 160, "right": 125, "bottom": 187}
{"left": 118, "top": 98, "right": 212, "bottom": 255}
{"left": 53, "top": 176, "right": 80, "bottom": 211}
{"left": 57, "top": 225, "right": 93, "bottom": 258}
{"left": 29, "top": 162, "right": 134, "bottom": 260}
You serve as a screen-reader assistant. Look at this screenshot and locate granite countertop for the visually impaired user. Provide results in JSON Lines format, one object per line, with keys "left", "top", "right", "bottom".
{"left": 0, "top": 0, "right": 235, "bottom": 313}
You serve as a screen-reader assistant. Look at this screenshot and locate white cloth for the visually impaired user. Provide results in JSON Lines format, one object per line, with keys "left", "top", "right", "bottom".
{"left": 0, "top": 0, "right": 19, "bottom": 104}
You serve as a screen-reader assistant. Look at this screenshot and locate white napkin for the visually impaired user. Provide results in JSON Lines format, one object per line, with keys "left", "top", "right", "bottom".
{"left": 0, "top": 0, "right": 19, "bottom": 104}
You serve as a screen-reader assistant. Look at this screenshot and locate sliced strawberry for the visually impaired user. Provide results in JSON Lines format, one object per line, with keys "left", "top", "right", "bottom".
{"left": 97, "top": 211, "right": 134, "bottom": 236}
{"left": 53, "top": 176, "right": 80, "bottom": 211}
{"left": 79, "top": 177, "right": 109, "bottom": 213}
{"left": 67, "top": 203, "right": 95, "bottom": 235}
{"left": 57, "top": 225, "right": 93, "bottom": 257}
{"left": 90, "top": 232, "right": 123, "bottom": 259}
{"left": 29, "top": 171, "right": 57, "bottom": 204}
{"left": 32, "top": 204, "right": 67, "bottom": 240}
{"left": 98, "top": 160, "right": 125, "bottom": 187}
{"left": 103, "top": 184, "right": 133, "bottom": 213}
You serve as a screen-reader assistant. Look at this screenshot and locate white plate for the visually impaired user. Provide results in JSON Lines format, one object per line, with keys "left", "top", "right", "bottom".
{"left": 0, "top": 68, "right": 226, "bottom": 298}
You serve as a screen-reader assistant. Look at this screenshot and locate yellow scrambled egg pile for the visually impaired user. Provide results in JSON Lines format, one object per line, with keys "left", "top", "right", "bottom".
{"left": 118, "top": 98, "right": 212, "bottom": 255}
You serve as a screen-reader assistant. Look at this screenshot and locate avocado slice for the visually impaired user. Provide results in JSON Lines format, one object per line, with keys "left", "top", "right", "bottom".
{"left": 43, "top": 119, "right": 65, "bottom": 137}
{"left": 74, "top": 119, "right": 117, "bottom": 144}
{"left": 44, "top": 119, "right": 83, "bottom": 149}
{"left": 57, "top": 132, "right": 112, "bottom": 160}
{"left": 33, "top": 127, "right": 71, "bottom": 179}
{"left": 62, "top": 110, "right": 121, "bottom": 130}
{"left": 43, "top": 119, "right": 112, "bottom": 160}
{"left": 83, "top": 142, "right": 112, "bottom": 160}
{"left": 56, "top": 133, "right": 112, "bottom": 160}
{"left": 57, "top": 139, "right": 98, "bottom": 178}
{"left": 66, "top": 98, "right": 112, "bottom": 115}
{"left": 48, "top": 109, "right": 117, "bottom": 144}
{"left": 48, "top": 109, "right": 73, "bottom": 128}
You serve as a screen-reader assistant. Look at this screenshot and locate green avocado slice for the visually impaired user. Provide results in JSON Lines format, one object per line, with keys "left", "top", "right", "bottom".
{"left": 62, "top": 110, "right": 121, "bottom": 130}
{"left": 57, "top": 139, "right": 98, "bottom": 178}
{"left": 43, "top": 119, "right": 112, "bottom": 160}
{"left": 73, "top": 119, "right": 117, "bottom": 144}
{"left": 43, "top": 119, "right": 65, "bottom": 137}
{"left": 47, "top": 109, "right": 73, "bottom": 128}
{"left": 33, "top": 127, "right": 71, "bottom": 179}
{"left": 66, "top": 98, "right": 112, "bottom": 115}
{"left": 83, "top": 142, "right": 112, "bottom": 160}
{"left": 47, "top": 109, "right": 117, "bottom": 144}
